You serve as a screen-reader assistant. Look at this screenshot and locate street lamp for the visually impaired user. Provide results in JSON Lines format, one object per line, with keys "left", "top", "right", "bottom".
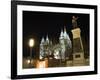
{"left": 29, "top": 39, "right": 34, "bottom": 47}
{"left": 27, "top": 59, "right": 31, "bottom": 64}
{"left": 28, "top": 38, "right": 35, "bottom": 68}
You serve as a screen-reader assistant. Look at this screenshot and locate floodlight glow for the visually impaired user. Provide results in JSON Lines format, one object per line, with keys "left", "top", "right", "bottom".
{"left": 29, "top": 38, "right": 34, "bottom": 47}
{"left": 27, "top": 59, "right": 31, "bottom": 64}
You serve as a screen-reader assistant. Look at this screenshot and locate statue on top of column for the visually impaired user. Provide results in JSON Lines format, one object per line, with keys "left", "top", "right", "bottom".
{"left": 72, "top": 16, "right": 78, "bottom": 28}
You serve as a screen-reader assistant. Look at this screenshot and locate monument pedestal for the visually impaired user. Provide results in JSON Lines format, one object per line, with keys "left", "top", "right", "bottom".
{"left": 71, "top": 28, "right": 85, "bottom": 66}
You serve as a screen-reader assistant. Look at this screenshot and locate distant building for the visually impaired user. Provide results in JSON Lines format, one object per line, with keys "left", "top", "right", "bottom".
{"left": 39, "top": 26, "right": 72, "bottom": 61}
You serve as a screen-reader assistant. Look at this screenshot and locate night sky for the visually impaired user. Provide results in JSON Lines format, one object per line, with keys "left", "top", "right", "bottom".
{"left": 23, "top": 11, "right": 89, "bottom": 58}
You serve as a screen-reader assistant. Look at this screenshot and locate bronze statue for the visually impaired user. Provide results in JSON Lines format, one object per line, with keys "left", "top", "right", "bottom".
{"left": 72, "top": 16, "right": 78, "bottom": 28}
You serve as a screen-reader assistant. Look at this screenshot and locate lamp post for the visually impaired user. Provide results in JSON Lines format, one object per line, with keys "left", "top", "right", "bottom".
{"left": 29, "top": 38, "right": 35, "bottom": 68}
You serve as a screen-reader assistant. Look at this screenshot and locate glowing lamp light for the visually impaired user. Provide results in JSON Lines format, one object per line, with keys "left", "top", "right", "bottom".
{"left": 38, "top": 61, "right": 46, "bottom": 68}
{"left": 27, "top": 59, "right": 31, "bottom": 64}
{"left": 36, "top": 59, "right": 48, "bottom": 68}
{"left": 29, "top": 39, "right": 34, "bottom": 47}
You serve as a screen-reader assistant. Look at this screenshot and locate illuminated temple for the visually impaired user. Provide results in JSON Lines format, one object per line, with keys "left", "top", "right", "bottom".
{"left": 39, "top": 27, "right": 72, "bottom": 60}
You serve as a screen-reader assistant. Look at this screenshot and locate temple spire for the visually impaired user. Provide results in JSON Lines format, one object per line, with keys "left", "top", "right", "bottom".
{"left": 41, "top": 37, "right": 45, "bottom": 44}
{"left": 46, "top": 35, "right": 49, "bottom": 44}
{"left": 59, "top": 29, "right": 64, "bottom": 39}
{"left": 64, "top": 26, "right": 66, "bottom": 32}
{"left": 63, "top": 26, "right": 69, "bottom": 40}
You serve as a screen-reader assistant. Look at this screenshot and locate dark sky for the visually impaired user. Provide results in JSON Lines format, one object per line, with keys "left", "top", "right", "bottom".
{"left": 23, "top": 11, "right": 89, "bottom": 58}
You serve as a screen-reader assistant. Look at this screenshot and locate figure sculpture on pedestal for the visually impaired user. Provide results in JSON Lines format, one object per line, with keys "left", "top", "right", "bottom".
{"left": 72, "top": 16, "right": 78, "bottom": 28}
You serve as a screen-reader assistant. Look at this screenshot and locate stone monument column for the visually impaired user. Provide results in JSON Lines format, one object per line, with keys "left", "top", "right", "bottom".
{"left": 71, "top": 16, "right": 85, "bottom": 66}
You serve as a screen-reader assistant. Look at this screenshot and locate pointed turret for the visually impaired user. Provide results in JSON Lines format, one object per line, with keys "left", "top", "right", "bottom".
{"left": 59, "top": 29, "right": 64, "bottom": 40}
{"left": 63, "top": 26, "right": 72, "bottom": 48}
{"left": 46, "top": 35, "right": 49, "bottom": 44}
{"left": 64, "top": 26, "right": 70, "bottom": 40}
{"left": 40, "top": 37, "right": 45, "bottom": 44}
{"left": 40, "top": 37, "right": 45, "bottom": 60}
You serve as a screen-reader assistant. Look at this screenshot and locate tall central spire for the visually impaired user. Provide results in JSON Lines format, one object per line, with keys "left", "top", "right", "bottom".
{"left": 46, "top": 35, "right": 49, "bottom": 44}
{"left": 64, "top": 26, "right": 66, "bottom": 32}
{"left": 64, "top": 26, "right": 69, "bottom": 40}
{"left": 64, "top": 26, "right": 67, "bottom": 38}
{"left": 63, "top": 26, "right": 72, "bottom": 48}
{"left": 59, "top": 29, "right": 64, "bottom": 40}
